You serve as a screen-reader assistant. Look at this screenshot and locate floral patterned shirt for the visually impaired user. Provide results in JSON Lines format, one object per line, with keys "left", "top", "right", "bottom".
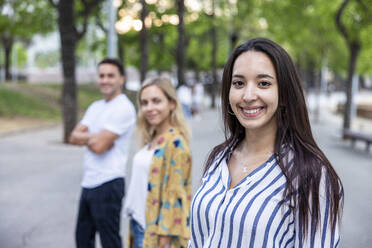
{"left": 143, "top": 128, "right": 192, "bottom": 248}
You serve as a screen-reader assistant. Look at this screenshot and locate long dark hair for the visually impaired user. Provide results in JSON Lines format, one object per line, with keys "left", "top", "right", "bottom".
{"left": 204, "top": 38, "right": 343, "bottom": 240}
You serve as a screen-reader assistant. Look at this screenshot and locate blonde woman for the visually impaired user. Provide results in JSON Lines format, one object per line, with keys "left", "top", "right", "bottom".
{"left": 123, "top": 77, "right": 192, "bottom": 248}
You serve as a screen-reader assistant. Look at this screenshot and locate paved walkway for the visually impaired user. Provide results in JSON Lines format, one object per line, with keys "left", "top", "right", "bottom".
{"left": 0, "top": 108, "right": 371, "bottom": 248}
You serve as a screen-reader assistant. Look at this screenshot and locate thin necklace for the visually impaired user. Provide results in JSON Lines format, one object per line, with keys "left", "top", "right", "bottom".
{"left": 235, "top": 148, "right": 273, "bottom": 173}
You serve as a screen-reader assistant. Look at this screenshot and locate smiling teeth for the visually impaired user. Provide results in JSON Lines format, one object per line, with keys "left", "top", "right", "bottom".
{"left": 243, "top": 108, "right": 260, "bottom": 114}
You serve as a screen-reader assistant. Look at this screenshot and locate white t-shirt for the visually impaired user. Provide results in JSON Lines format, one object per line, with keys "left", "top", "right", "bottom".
{"left": 123, "top": 144, "right": 155, "bottom": 228}
{"left": 177, "top": 85, "right": 192, "bottom": 106}
{"left": 80, "top": 94, "right": 136, "bottom": 188}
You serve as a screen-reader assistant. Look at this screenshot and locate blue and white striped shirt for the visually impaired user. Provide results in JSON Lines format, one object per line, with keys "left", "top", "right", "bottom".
{"left": 189, "top": 151, "right": 340, "bottom": 247}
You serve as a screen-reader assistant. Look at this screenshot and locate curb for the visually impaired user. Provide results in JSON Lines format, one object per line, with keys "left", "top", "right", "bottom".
{"left": 0, "top": 122, "right": 61, "bottom": 138}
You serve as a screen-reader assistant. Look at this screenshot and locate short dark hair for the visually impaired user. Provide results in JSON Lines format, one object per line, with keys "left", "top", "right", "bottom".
{"left": 98, "top": 58, "right": 124, "bottom": 75}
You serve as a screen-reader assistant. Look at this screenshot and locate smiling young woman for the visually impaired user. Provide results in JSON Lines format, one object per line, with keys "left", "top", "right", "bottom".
{"left": 189, "top": 38, "right": 343, "bottom": 248}
{"left": 123, "top": 77, "right": 192, "bottom": 248}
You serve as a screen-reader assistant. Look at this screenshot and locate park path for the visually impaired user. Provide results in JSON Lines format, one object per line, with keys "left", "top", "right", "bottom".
{"left": 0, "top": 108, "right": 371, "bottom": 248}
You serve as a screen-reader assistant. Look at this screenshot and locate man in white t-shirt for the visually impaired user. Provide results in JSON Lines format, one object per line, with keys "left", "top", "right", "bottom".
{"left": 69, "top": 58, "right": 136, "bottom": 248}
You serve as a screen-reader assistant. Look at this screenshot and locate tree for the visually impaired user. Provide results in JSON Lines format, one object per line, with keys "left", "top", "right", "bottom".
{"left": 139, "top": 0, "right": 148, "bottom": 83}
{"left": 186, "top": 12, "right": 214, "bottom": 76}
{"left": 335, "top": 0, "right": 372, "bottom": 134}
{"left": 335, "top": 0, "right": 372, "bottom": 133}
{"left": 176, "top": 0, "right": 186, "bottom": 86}
{"left": 48, "top": 0, "right": 105, "bottom": 143}
{"left": 0, "top": 0, "right": 54, "bottom": 81}
{"left": 210, "top": 0, "right": 217, "bottom": 108}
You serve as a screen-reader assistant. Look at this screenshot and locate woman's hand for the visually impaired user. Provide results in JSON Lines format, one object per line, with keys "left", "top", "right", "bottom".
{"left": 159, "top": 235, "right": 171, "bottom": 248}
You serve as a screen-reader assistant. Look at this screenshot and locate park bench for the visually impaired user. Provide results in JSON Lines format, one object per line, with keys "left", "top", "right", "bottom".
{"left": 343, "top": 129, "right": 372, "bottom": 152}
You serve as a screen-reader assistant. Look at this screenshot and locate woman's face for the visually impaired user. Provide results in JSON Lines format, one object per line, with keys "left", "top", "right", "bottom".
{"left": 140, "top": 85, "right": 175, "bottom": 129}
{"left": 228, "top": 51, "right": 279, "bottom": 133}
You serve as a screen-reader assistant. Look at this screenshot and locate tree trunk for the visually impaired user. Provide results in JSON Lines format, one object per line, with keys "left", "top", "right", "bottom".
{"left": 343, "top": 42, "right": 361, "bottom": 133}
{"left": 139, "top": 0, "right": 148, "bottom": 84}
{"left": 229, "top": 31, "right": 238, "bottom": 53}
{"left": 210, "top": 0, "right": 217, "bottom": 108}
{"left": 1, "top": 35, "right": 14, "bottom": 81}
{"left": 176, "top": 0, "right": 186, "bottom": 87}
{"left": 159, "top": 31, "right": 165, "bottom": 74}
{"left": 313, "top": 67, "right": 321, "bottom": 124}
{"left": 58, "top": 0, "right": 78, "bottom": 143}
{"left": 359, "top": 75, "right": 365, "bottom": 89}
{"left": 118, "top": 41, "right": 127, "bottom": 90}
{"left": 211, "top": 18, "right": 217, "bottom": 109}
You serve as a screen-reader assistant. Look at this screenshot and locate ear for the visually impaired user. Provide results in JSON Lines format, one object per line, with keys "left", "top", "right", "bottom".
{"left": 170, "top": 99, "right": 176, "bottom": 110}
{"left": 120, "top": 75, "right": 125, "bottom": 86}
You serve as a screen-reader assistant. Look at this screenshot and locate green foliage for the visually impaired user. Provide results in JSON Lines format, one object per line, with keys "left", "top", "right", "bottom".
{"left": 43, "top": 0, "right": 372, "bottom": 80}
{"left": 242, "top": 0, "right": 368, "bottom": 76}
{"left": 76, "top": 24, "right": 106, "bottom": 67}
{"left": 14, "top": 43, "right": 28, "bottom": 68}
{"left": 117, "top": 30, "right": 140, "bottom": 68}
{"left": 0, "top": 0, "right": 55, "bottom": 39}
{"left": 358, "top": 25, "right": 372, "bottom": 74}
{"left": 148, "top": 24, "right": 178, "bottom": 71}
{"left": 186, "top": 13, "right": 213, "bottom": 71}
{"left": 0, "top": 47, "right": 3, "bottom": 64}
{"left": 338, "top": 0, "right": 372, "bottom": 42}
{"left": 35, "top": 50, "right": 60, "bottom": 68}
{"left": 0, "top": 0, "right": 55, "bottom": 73}
{"left": 335, "top": 0, "right": 372, "bottom": 75}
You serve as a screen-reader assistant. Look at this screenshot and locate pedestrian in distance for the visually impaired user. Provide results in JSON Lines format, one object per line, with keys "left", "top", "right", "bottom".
{"left": 177, "top": 83, "right": 193, "bottom": 119}
{"left": 189, "top": 38, "right": 344, "bottom": 248}
{"left": 123, "top": 77, "right": 192, "bottom": 248}
{"left": 191, "top": 81, "right": 204, "bottom": 121}
{"left": 69, "top": 58, "right": 136, "bottom": 248}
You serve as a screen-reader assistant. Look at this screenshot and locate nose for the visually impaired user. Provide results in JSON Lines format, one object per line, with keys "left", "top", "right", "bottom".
{"left": 101, "top": 76, "right": 110, "bottom": 83}
{"left": 242, "top": 83, "right": 258, "bottom": 102}
{"left": 142, "top": 102, "right": 154, "bottom": 113}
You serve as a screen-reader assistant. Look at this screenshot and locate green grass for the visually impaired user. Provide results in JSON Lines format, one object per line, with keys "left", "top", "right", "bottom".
{"left": 0, "top": 83, "right": 137, "bottom": 120}
{"left": 0, "top": 86, "right": 60, "bottom": 119}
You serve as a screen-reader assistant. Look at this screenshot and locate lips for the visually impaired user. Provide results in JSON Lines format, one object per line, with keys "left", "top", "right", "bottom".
{"left": 145, "top": 114, "right": 157, "bottom": 120}
{"left": 239, "top": 106, "right": 265, "bottom": 117}
{"left": 100, "top": 85, "right": 112, "bottom": 91}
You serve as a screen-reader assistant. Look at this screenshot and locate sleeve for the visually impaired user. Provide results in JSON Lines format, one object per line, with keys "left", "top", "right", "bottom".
{"left": 156, "top": 137, "right": 192, "bottom": 238}
{"left": 103, "top": 101, "right": 136, "bottom": 135}
{"left": 294, "top": 170, "right": 341, "bottom": 248}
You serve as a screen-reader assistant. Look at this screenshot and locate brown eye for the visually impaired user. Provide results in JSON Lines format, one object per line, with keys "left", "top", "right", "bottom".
{"left": 258, "top": 81, "right": 271, "bottom": 87}
{"left": 232, "top": 80, "right": 244, "bottom": 87}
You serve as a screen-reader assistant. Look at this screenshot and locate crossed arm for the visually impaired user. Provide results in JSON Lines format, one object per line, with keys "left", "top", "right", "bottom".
{"left": 69, "top": 124, "right": 118, "bottom": 155}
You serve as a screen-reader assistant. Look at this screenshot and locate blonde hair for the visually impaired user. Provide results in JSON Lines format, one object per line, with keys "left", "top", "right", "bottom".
{"left": 136, "top": 76, "right": 191, "bottom": 146}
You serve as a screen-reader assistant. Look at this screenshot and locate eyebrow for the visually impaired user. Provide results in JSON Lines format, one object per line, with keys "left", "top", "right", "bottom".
{"left": 99, "top": 73, "right": 115, "bottom": 76}
{"left": 257, "top": 73, "right": 274, "bottom": 79}
{"left": 232, "top": 73, "right": 274, "bottom": 79}
{"left": 140, "top": 97, "right": 160, "bottom": 102}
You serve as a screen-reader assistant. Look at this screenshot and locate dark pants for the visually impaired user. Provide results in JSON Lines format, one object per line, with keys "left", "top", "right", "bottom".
{"left": 75, "top": 178, "right": 125, "bottom": 248}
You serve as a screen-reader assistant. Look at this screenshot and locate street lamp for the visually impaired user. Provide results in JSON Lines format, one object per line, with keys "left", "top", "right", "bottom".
{"left": 107, "top": 0, "right": 118, "bottom": 57}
